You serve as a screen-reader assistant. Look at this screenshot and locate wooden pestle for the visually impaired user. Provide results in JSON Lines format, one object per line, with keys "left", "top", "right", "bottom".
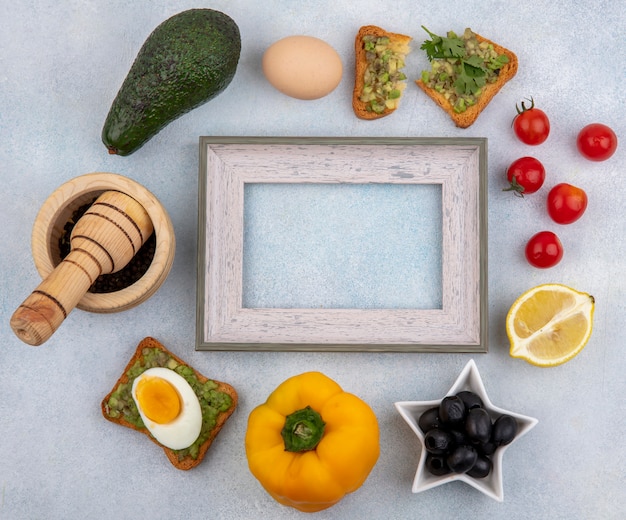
{"left": 10, "top": 191, "right": 154, "bottom": 346}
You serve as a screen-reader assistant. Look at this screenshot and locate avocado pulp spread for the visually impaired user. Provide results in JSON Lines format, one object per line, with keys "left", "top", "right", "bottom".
{"left": 104, "top": 347, "right": 233, "bottom": 460}
{"left": 360, "top": 35, "right": 407, "bottom": 114}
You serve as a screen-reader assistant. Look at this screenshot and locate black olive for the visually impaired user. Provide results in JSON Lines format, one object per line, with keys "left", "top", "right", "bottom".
{"left": 456, "top": 390, "right": 484, "bottom": 410}
{"left": 477, "top": 440, "right": 497, "bottom": 457}
{"left": 466, "top": 454, "right": 492, "bottom": 478}
{"left": 448, "top": 428, "right": 470, "bottom": 447}
{"left": 424, "top": 429, "right": 454, "bottom": 455}
{"left": 492, "top": 415, "right": 518, "bottom": 446}
{"left": 418, "top": 406, "right": 442, "bottom": 433}
{"left": 465, "top": 407, "right": 492, "bottom": 444}
{"left": 447, "top": 445, "right": 478, "bottom": 473}
{"left": 439, "top": 395, "right": 466, "bottom": 426}
{"left": 425, "top": 454, "right": 451, "bottom": 476}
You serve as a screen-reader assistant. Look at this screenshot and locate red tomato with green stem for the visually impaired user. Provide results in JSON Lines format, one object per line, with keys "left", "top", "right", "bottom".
{"left": 512, "top": 97, "right": 550, "bottom": 145}
{"left": 547, "top": 183, "right": 588, "bottom": 224}
{"left": 503, "top": 156, "right": 546, "bottom": 196}
{"left": 525, "top": 231, "right": 563, "bottom": 268}
{"left": 577, "top": 123, "right": 618, "bottom": 161}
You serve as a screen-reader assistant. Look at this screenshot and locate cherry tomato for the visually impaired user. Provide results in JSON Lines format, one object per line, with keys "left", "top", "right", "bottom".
{"left": 503, "top": 156, "right": 546, "bottom": 196}
{"left": 525, "top": 231, "right": 563, "bottom": 268}
{"left": 512, "top": 97, "right": 550, "bottom": 145}
{"left": 576, "top": 123, "right": 618, "bottom": 161}
{"left": 547, "top": 183, "right": 588, "bottom": 224}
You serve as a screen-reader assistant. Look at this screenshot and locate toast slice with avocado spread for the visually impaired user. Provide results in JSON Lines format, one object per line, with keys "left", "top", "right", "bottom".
{"left": 101, "top": 336, "right": 237, "bottom": 470}
{"left": 353, "top": 25, "right": 411, "bottom": 119}
{"left": 415, "top": 27, "right": 517, "bottom": 128}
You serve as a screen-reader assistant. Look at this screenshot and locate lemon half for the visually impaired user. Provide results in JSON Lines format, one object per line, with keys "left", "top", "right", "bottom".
{"left": 506, "top": 284, "right": 595, "bottom": 367}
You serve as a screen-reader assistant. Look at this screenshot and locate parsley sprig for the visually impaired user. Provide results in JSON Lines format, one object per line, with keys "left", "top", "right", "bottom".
{"left": 420, "top": 26, "right": 466, "bottom": 61}
{"left": 420, "top": 26, "right": 489, "bottom": 96}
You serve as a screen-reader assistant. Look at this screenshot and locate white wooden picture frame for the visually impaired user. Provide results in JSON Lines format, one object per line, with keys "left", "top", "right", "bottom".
{"left": 196, "top": 137, "right": 488, "bottom": 352}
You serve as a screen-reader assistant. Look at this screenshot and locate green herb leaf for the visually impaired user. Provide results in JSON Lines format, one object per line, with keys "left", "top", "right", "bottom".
{"left": 441, "top": 37, "right": 465, "bottom": 59}
{"left": 465, "top": 54, "right": 487, "bottom": 69}
{"left": 454, "top": 62, "right": 487, "bottom": 95}
{"left": 420, "top": 26, "right": 465, "bottom": 61}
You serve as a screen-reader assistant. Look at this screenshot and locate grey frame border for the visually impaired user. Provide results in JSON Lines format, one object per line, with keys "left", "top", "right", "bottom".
{"left": 196, "top": 136, "right": 488, "bottom": 352}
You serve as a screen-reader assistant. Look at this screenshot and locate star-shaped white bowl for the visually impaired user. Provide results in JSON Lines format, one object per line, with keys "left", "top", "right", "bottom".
{"left": 395, "top": 359, "right": 538, "bottom": 502}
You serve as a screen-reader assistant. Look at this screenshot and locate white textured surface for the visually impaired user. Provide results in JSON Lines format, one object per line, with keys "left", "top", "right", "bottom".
{"left": 1, "top": 1, "right": 625, "bottom": 519}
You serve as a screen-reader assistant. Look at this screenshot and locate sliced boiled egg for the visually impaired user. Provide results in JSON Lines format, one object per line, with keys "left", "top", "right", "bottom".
{"left": 131, "top": 367, "right": 202, "bottom": 450}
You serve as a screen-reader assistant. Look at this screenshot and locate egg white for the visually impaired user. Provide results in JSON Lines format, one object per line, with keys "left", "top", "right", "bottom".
{"left": 131, "top": 367, "right": 202, "bottom": 450}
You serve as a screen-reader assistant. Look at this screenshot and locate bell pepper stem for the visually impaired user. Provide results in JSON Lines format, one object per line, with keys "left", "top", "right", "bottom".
{"left": 281, "top": 406, "right": 325, "bottom": 452}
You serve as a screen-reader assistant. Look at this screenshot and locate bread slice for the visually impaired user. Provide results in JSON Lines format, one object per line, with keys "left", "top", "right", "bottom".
{"left": 353, "top": 25, "right": 411, "bottom": 120}
{"left": 101, "top": 336, "right": 237, "bottom": 470}
{"left": 415, "top": 32, "right": 518, "bottom": 128}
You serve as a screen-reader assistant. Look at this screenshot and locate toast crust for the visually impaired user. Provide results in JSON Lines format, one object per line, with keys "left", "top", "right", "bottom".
{"left": 101, "top": 336, "right": 237, "bottom": 470}
{"left": 415, "top": 32, "right": 518, "bottom": 128}
{"left": 352, "top": 25, "right": 411, "bottom": 120}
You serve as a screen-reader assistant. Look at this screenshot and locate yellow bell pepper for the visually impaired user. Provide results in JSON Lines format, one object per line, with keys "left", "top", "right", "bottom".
{"left": 245, "top": 371, "right": 380, "bottom": 513}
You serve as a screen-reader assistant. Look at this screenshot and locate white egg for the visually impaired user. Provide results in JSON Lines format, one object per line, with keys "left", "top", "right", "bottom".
{"left": 131, "top": 367, "right": 202, "bottom": 450}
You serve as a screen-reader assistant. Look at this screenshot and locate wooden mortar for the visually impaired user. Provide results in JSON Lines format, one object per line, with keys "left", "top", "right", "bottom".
{"left": 11, "top": 191, "right": 154, "bottom": 345}
{"left": 11, "top": 172, "right": 175, "bottom": 345}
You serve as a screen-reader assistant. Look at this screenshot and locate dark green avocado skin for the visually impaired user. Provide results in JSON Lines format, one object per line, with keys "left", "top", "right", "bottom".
{"left": 102, "top": 9, "right": 241, "bottom": 156}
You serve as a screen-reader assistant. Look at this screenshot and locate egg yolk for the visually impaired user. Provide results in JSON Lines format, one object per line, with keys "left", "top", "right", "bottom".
{"left": 135, "top": 376, "right": 181, "bottom": 424}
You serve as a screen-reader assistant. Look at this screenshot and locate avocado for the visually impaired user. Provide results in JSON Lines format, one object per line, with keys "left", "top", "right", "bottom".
{"left": 102, "top": 9, "right": 241, "bottom": 156}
